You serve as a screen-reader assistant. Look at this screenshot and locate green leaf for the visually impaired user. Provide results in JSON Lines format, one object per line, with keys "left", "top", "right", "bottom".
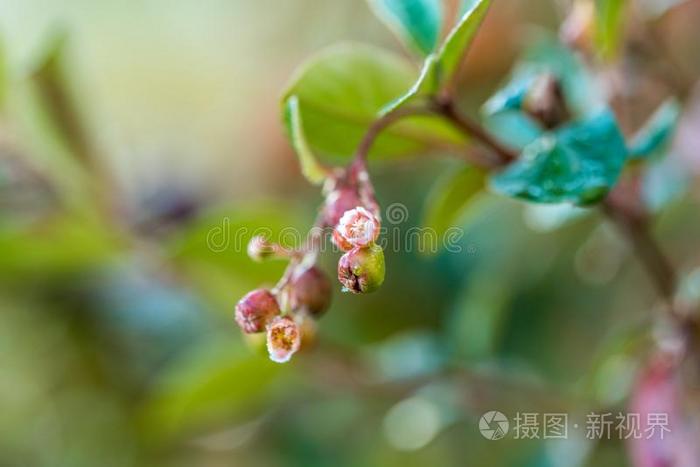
{"left": 483, "top": 112, "right": 542, "bottom": 150}
{"left": 435, "top": 0, "right": 491, "bottom": 87}
{"left": 380, "top": 54, "right": 440, "bottom": 115}
{"left": 423, "top": 165, "right": 485, "bottom": 239}
{"left": 629, "top": 98, "right": 681, "bottom": 160}
{"left": 282, "top": 42, "right": 465, "bottom": 161}
{"left": 490, "top": 110, "right": 628, "bottom": 205}
{"left": 595, "top": 0, "right": 626, "bottom": 60}
{"left": 383, "top": 0, "right": 491, "bottom": 114}
{"left": 367, "top": 0, "right": 442, "bottom": 56}
{"left": 283, "top": 96, "right": 328, "bottom": 185}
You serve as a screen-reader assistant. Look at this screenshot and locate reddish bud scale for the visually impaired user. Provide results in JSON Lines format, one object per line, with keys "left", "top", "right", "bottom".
{"left": 235, "top": 289, "right": 280, "bottom": 334}
{"left": 288, "top": 266, "right": 332, "bottom": 317}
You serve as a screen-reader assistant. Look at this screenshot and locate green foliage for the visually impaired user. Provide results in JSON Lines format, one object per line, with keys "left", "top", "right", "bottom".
{"left": 436, "top": 0, "right": 491, "bottom": 87}
{"left": 281, "top": 43, "right": 464, "bottom": 161}
{"left": 629, "top": 98, "right": 681, "bottom": 160}
{"left": 595, "top": 0, "right": 627, "bottom": 59}
{"left": 283, "top": 96, "right": 327, "bottom": 185}
{"left": 490, "top": 110, "right": 628, "bottom": 204}
{"left": 383, "top": 0, "right": 491, "bottom": 113}
{"left": 366, "top": 0, "right": 442, "bottom": 56}
{"left": 423, "top": 165, "right": 485, "bottom": 238}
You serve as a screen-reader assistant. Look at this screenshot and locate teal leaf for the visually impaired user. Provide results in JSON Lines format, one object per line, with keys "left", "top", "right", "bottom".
{"left": 629, "top": 98, "right": 681, "bottom": 160}
{"left": 483, "top": 112, "right": 542, "bottom": 150}
{"left": 490, "top": 110, "right": 628, "bottom": 205}
{"left": 283, "top": 96, "right": 328, "bottom": 185}
{"left": 367, "top": 0, "right": 442, "bottom": 56}
{"left": 435, "top": 0, "right": 491, "bottom": 87}
{"left": 423, "top": 165, "right": 485, "bottom": 239}
{"left": 282, "top": 43, "right": 465, "bottom": 161}
{"left": 595, "top": 0, "right": 627, "bottom": 59}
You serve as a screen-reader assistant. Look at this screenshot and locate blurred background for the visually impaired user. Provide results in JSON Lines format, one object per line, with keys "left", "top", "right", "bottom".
{"left": 1, "top": 0, "right": 700, "bottom": 466}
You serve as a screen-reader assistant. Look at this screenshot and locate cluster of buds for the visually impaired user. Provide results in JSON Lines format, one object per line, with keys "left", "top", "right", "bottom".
{"left": 234, "top": 166, "right": 386, "bottom": 363}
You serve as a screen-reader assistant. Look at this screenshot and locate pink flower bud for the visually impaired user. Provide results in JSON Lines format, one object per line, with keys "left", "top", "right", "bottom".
{"left": 247, "top": 235, "right": 276, "bottom": 261}
{"left": 332, "top": 229, "right": 354, "bottom": 251}
{"left": 335, "top": 207, "right": 380, "bottom": 248}
{"left": 322, "top": 187, "right": 363, "bottom": 228}
{"left": 337, "top": 244, "right": 385, "bottom": 294}
{"left": 234, "top": 289, "right": 280, "bottom": 334}
{"left": 288, "top": 266, "right": 332, "bottom": 317}
{"left": 266, "top": 316, "right": 301, "bottom": 363}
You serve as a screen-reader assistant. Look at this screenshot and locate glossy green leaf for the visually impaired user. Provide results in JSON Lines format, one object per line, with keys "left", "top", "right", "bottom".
{"left": 383, "top": 0, "right": 490, "bottom": 114}
{"left": 423, "top": 165, "right": 485, "bottom": 238}
{"left": 282, "top": 43, "right": 465, "bottom": 161}
{"left": 490, "top": 110, "right": 628, "bottom": 205}
{"left": 435, "top": 0, "right": 491, "bottom": 87}
{"left": 380, "top": 54, "right": 439, "bottom": 115}
{"left": 483, "top": 112, "right": 542, "bottom": 150}
{"left": 283, "top": 96, "right": 328, "bottom": 185}
{"left": 595, "top": 0, "right": 626, "bottom": 59}
{"left": 367, "top": 0, "right": 442, "bottom": 56}
{"left": 629, "top": 98, "right": 681, "bottom": 160}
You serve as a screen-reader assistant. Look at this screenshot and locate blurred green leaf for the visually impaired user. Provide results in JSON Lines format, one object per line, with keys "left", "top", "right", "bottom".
{"left": 435, "top": 0, "right": 491, "bottom": 88}
{"left": 490, "top": 110, "right": 627, "bottom": 205}
{"left": 367, "top": 0, "right": 442, "bottom": 56}
{"left": 423, "top": 165, "right": 485, "bottom": 239}
{"left": 595, "top": 0, "right": 626, "bottom": 60}
{"left": 29, "top": 33, "right": 94, "bottom": 167}
{"left": 142, "top": 338, "right": 295, "bottom": 440}
{"left": 283, "top": 96, "right": 328, "bottom": 185}
{"left": 483, "top": 112, "right": 543, "bottom": 150}
{"left": 282, "top": 42, "right": 465, "bottom": 161}
{"left": 629, "top": 98, "right": 681, "bottom": 160}
{"left": 0, "top": 39, "right": 6, "bottom": 110}
{"left": 0, "top": 214, "right": 120, "bottom": 278}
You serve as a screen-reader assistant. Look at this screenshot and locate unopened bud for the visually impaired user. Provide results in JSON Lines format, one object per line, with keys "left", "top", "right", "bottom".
{"left": 288, "top": 266, "right": 332, "bottom": 317}
{"left": 523, "top": 74, "right": 570, "bottom": 129}
{"left": 337, "top": 244, "right": 385, "bottom": 294}
{"left": 322, "top": 187, "right": 363, "bottom": 228}
{"left": 336, "top": 207, "right": 381, "bottom": 248}
{"left": 266, "top": 316, "right": 301, "bottom": 363}
{"left": 235, "top": 289, "right": 280, "bottom": 334}
{"left": 332, "top": 229, "right": 354, "bottom": 251}
{"left": 247, "top": 235, "right": 276, "bottom": 261}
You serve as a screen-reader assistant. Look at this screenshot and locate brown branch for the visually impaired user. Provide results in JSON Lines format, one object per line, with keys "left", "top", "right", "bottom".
{"left": 432, "top": 98, "right": 518, "bottom": 165}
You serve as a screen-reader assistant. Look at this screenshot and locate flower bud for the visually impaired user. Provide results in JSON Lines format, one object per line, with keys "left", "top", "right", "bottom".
{"left": 337, "top": 244, "right": 385, "bottom": 294}
{"left": 559, "top": 0, "right": 595, "bottom": 54}
{"left": 523, "top": 74, "right": 570, "bottom": 129}
{"left": 332, "top": 229, "right": 354, "bottom": 251}
{"left": 235, "top": 289, "right": 280, "bottom": 334}
{"left": 336, "top": 207, "right": 380, "bottom": 248}
{"left": 322, "top": 187, "right": 363, "bottom": 228}
{"left": 288, "top": 266, "right": 332, "bottom": 317}
{"left": 247, "top": 235, "right": 276, "bottom": 261}
{"left": 266, "top": 316, "right": 301, "bottom": 363}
